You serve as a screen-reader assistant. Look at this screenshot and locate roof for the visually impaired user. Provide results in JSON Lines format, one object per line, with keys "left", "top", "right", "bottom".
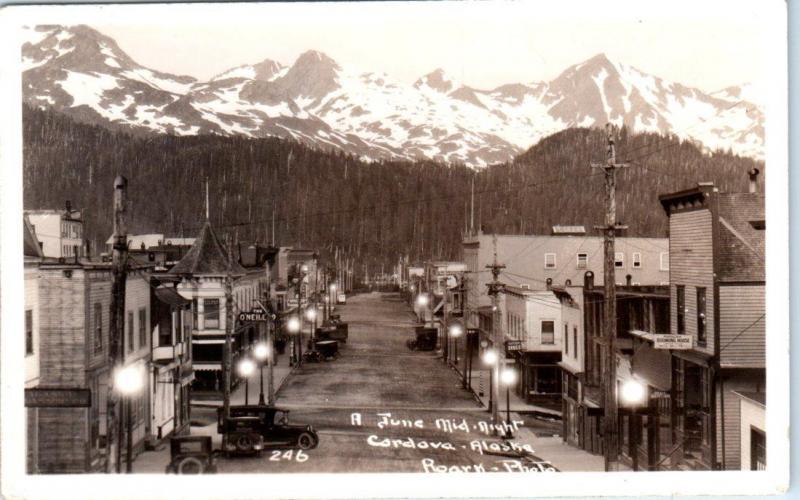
{"left": 168, "top": 221, "right": 246, "bottom": 276}
{"left": 733, "top": 391, "right": 765, "bottom": 407}
{"left": 154, "top": 286, "right": 190, "bottom": 307}
{"left": 716, "top": 193, "right": 765, "bottom": 282}
{"left": 551, "top": 225, "right": 586, "bottom": 235}
{"left": 23, "top": 217, "right": 43, "bottom": 258}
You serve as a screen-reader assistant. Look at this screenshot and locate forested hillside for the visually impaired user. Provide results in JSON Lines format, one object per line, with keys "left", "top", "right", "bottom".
{"left": 22, "top": 106, "right": 763, "bottom": 271}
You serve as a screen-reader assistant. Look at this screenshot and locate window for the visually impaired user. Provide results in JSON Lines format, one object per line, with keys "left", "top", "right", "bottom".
{"left": 696, "top": 288, "right": 707, "bottom": 345}
{"left": 544, "top": 253, "right": 556, "bottom": 269}
{"left": 573, "top": 327, "right": 578, "bottom": 359}
{"left": 94, "top": 303, "right": 103, "bottom": 353}
{"left": 614, "top": 252, "right": 625, "bottom": 268}
{"left": 541, "top": 320, "right": 555, "bottom": 344}
{"left": 192, "top": 298, "right": 198, "bottom": 330}
{"left": 660, "top": 252, "right": 669, "bottom": 271}
{"left": 25, "top": 310, "right": 34, "bottom": 356}
{"left": 676, "top": 286, "right": 685, "bottom": 335}
{"left": 564, "top": 324, "right": 569, "bottom": 355}
{"left": 632, "top": 252, "right": 642, "bottom": 269}
{"left": 138, "top": 308, "right": 147, "bottom": 349}
{"left": 204, "top": 298, "right": 220, "bottom": 329}
{"left": 127, "top": 312, "right": 134, "bottom": 352}
{"left": 751, "top": 428, "right": 766, "bottom": 470}
{"left": 576, "top": 253, "right": 588, "bottom": 269}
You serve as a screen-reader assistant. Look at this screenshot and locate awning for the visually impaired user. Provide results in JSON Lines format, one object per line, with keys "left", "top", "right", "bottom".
{"left": 193, "top": 363, "right": 221, "bottom": 371}
{"left": 154, "top": 286, "right": 190, "bottom": 307}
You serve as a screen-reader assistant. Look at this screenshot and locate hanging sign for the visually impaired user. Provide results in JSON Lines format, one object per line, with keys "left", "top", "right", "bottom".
{"left": 653, "top": 334, "right": 693, "bottom": 350}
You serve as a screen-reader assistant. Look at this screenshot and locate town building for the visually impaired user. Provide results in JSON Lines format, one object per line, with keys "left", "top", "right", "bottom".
{"left": 659, "top": 178, "right": 765, "bottom": 470}
{"left": 734, "top": 391, "right": 766, "bottom": 470}
{"left": 26, "top": 257, "right": 153, "bottom": 473}
{"left": 168, "top": 221, "right": 269, "bottom": 398}
{"left": 24, "top": 217, "right": 43, "bottom": 472}
{"left": 104, "top": 233, "right": 196, "bottom": 254}
{"left": 25, "top": 202, "right": 85, "bottom": 259}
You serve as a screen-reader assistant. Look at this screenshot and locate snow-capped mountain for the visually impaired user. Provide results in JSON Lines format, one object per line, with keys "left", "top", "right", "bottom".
{"left": 21, "top": 24, "right": 765, "bottom": 166}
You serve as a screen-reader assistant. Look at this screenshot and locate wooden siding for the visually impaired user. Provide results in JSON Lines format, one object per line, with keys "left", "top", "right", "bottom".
{"left": 37, "top": 407, "right": 88, "bottom": 473}
{"left": 669, "top": 209, "right": 715, "bottom": 357}
{"left": 719, "top": 285, "right": 765, "bottom": 368}
{"left": 87, "top": 271, "right": 112, "bottom": 370}
{"left": 716, "top": 371, "right": 765, "bottom": 470}
{"left": 38, "top": 268, "right": 88, "bottom": 386}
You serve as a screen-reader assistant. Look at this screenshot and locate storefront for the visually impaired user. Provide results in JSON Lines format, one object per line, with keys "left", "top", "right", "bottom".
{"left": 519, "top": 351, "right": 562, "bottom": 408}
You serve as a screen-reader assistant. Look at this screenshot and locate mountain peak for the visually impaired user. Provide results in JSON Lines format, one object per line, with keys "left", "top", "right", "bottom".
{"left": 414, "top": 68, "right": 457, "bottom": 94}
{"left": 294, "top": 50, "right": 339, "bottom": 69}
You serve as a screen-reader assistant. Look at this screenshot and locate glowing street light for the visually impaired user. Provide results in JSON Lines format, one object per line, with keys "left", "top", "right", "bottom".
{"left": 330, "top": 284, "right": 337, "bottom": 292}
{"left": 114, "top": 364, "right": 144, "bottom": 473}
{"left": 305, "top": 308, "right": 317, "bottom": 322}
{"left": 287, "top": 316, "right": 301, "bottom": 334}
{"left": 253, "top": 342, "right": 270, "bottom": 405}
{"left": 621, "top": 378, "right": 646, "bottom": 405}
{"left": 238, "top": 358, "right": 256, "bottom": 405}
{"left": 500, "top": 366, "right": 518, "bottom": 438}
{"left": 449, "top": 324, "right": 463, "bottom": 364}
{"left": 482, "top": 348, "right": 498, "bottom": 366}
{"left": 416, "top": 294, "right": 429, "bottom": 307}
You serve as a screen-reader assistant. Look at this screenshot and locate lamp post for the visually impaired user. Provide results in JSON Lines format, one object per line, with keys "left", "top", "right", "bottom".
{"left": 306, "top": 307, "right": 317, "bottom": 350}
{"left": 115, "top": 364, "right": 144, "bottom": 473}
{"left": 238, "top": 358, "right": 256, "bottom": 405}
{"left": 416, "top": 293, "right": 429, "bottom": 325}
{"left": 621, "top": 378, "right": 647, "bottom": 471}
{"left": 501, "top": 366, "right": 517, "bottom": 439}
{"left": 253, "top": 342, "right": 270, "bottom": 405}
{"left": 286, "top": 316, "right": 301, "bottom": 366}
{"left": 482, "top": 348, "right": 498, "bottom": 425}
{"left": 448, "top": 324, "right": 463, "bottom": 366}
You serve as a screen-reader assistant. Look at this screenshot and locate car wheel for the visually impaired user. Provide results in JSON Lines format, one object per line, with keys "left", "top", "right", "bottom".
{"left": 297, "top": 432, "right": 315, "bottom": 450}
{"left": 235, "top": 434, "right": 255, "bottom": 452}
{"left": 177, "top": 456, "right": 205, "bottom": 474}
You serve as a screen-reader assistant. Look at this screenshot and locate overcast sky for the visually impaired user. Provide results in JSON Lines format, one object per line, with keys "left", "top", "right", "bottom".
{"left": 49, "top": 0, "right": 773, "bottom": 92}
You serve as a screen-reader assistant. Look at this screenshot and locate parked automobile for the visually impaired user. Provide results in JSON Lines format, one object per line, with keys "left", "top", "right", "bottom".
{"left": 315, "top": 340, "right": 339, "bottom": 359}
{"left": 407, "top": 327, "right": 437, "bottom": 351}
{"left": 220, "top": 405, "right": 319, "bottom": 450}
{"left": 217, "top": 415, "right": 266, "bottom": 456}
{"left": 165, "top": 435, "right": 217, "bottom": 474}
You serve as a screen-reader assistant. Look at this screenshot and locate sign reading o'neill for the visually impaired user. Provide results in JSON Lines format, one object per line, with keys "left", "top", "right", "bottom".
{"left": 238, "top": 308, "right": 274, "bottom": 323}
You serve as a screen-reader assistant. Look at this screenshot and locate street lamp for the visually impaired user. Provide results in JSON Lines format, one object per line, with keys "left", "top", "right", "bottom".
{"left": 305, "top": 307, "right": 318, "bottom": 347}
{"left": 620, "top": 378, "right": 647, "bottom": 471}
{"left": 482, "top": 348, "right": 498, "bottom": 366}
{"left": 482, "top": 348, "right": 498, "bottom": 422}
{"left": 287, "top": 316, "right": 301, "bottom": 366}
{"left": 253, "top": 342, "right": 270, "bottom": 405}
{"left": 449, "top": 324, "right": 463, "bottom": 365}
{"left": 238, "top": 358, "right": 256, "bottom": 405}
{"left": 115, "top": 364, "right": 144, "bottom": 473}
{"left": 501, "top": 366, "right": 518, "bottom": 439}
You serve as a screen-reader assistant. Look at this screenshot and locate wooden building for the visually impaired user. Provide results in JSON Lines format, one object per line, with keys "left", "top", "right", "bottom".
{"left": 659, "top": 178, "right": 765, "bottom": 470}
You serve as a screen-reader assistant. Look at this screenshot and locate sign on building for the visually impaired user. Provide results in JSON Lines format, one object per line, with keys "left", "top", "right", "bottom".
{"left": 238, "top": 307, "right": 274, "bottom": 323}
{"left": 653, "top": 334, "right": 693, "bottom": 350}
{"left": 25, "top": 388, "right": 91, "bottom": 408}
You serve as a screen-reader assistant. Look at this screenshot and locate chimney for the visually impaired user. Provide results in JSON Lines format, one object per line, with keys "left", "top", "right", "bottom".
{"left": 748, "top": 167, "right": 760, "bottom": 193}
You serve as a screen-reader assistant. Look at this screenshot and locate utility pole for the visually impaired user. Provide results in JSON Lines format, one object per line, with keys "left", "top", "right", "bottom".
{"left": 459, "top": 274, "right": 470, "bottom": 388}
{"left": 592, "top": 123, "right": 628, "bottom": 472}
{"left": 222, "top": 236, "right": 234, "bottom": 448}
{"left": 107, "top": 176, "right": 128, "bottom": 473}
{"left": 485, "top": 235, "right": 505, "bottom": 433}
{"left": 442, "top": 280, "right": 449, "bottom": 364}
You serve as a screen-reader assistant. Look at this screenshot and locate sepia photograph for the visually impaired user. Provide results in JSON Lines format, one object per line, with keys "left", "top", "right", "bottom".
{"left": 0, "top": 0, "right": 790, "bottom": 497}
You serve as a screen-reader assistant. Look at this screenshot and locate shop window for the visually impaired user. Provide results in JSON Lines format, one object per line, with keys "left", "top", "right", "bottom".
{"left": 541, "top": 320, "right": 555, "bottom": 344}
{"left": 25, "top": 310, "right": 34, "bottom": 356}
{"left": 204, "top": 298, "right": 220, "bottom": 329}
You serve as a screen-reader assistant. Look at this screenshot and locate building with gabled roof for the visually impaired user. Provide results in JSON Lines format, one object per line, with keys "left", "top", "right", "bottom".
{"left": 168, "top": 221, "right": 268, "bottom": 397}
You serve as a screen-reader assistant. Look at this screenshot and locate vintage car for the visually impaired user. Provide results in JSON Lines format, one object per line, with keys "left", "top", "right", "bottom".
{"left": 165, "top": 435, "right": 217, "bottom": 474}
{"left": 219, "top": 405, "right": 319, "bottom": 450}
{"left": 406, "top": 327, "right": 438, "bottom": 351}
{"left": 217, "top": 414, "right": 266, "bottom": 456}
